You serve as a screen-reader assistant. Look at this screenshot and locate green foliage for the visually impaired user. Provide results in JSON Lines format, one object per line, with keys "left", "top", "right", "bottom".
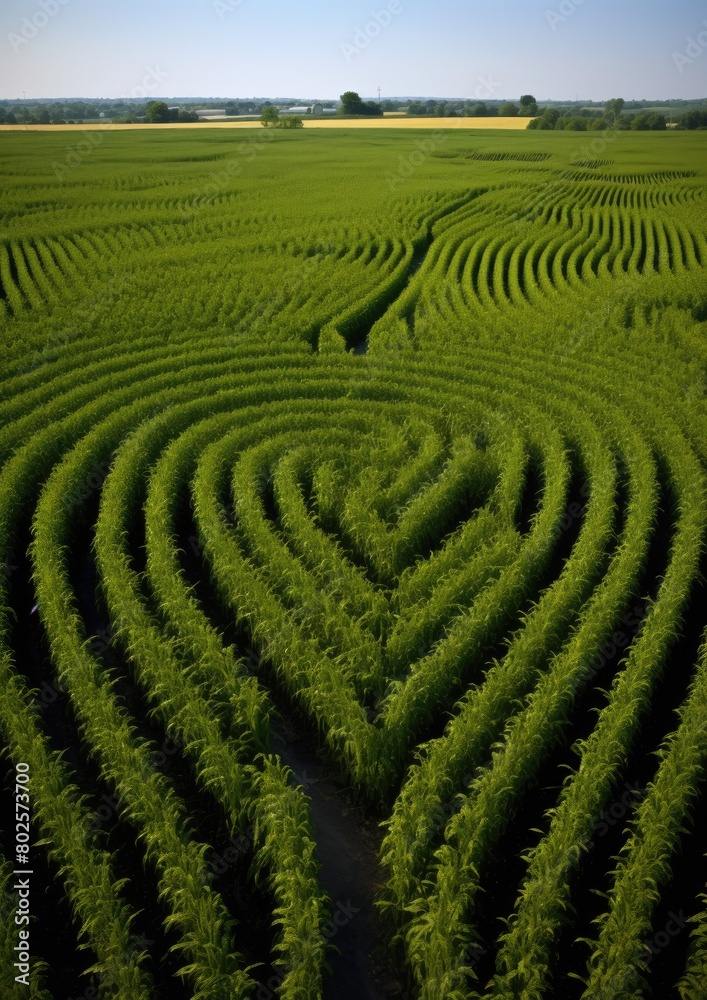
{"left": 0, "top": 126, "right": 705, "bottom": 999}
{"left": 340, "top": 91, "right": 383, "bottom": 116}
{"left": 260, "top": 104, "right": 280, "bottom": 127}
{"left": 520, "top": 94, "right": 539, "bottom": 116}
{"left": 678, "top": 109, "right": 707, "bottom": 129}
{"left": 605, "top": 97, "right": 626, "bottom": 121}
{"left": 278, "top": 114, "right": 304, "bottom": 129}
{"left": 145, "top": 100, "right": 171, "bottom": 123}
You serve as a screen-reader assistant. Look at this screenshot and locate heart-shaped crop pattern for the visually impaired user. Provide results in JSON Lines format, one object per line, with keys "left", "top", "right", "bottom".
{"left": 3, "top": 125, "right": 706, "bottom": 1000}
{"left": 191, "top": 402, "right": 527, "bottom": 793}
{"left": 69, "top": 359, "right": 572, "bottom": 808}
{"left": 188, "top": 402, "right": 541, "bottom": 795}
{"left": 7, "top": 341, "right": 706, "bottom": 1000}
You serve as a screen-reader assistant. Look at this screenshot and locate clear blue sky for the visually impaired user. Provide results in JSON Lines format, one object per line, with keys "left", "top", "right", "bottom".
{"left": 2, "top": 0, "right": 706, "bottom": 101}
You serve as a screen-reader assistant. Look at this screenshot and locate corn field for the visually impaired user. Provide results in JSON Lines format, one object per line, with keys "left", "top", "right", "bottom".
{"left": 0, "top": 125, "right": 706, "bottom": 999}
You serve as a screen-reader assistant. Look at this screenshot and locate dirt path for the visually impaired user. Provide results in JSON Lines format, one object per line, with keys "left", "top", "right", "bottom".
{"left": 271, "top": 727, "right": 404, "bottom": 1000}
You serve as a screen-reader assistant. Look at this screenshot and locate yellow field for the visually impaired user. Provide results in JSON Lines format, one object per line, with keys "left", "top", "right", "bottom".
{"left": 313, "top": 117, "right": 532, "bottom": 129}
{"left": 0, "top": 117, "right": 532, "bottom": 132}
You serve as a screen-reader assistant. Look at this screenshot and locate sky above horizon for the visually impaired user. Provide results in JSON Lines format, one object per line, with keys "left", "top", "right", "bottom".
{"left": 2, "top": 0, "right": 706, "bottom": 102}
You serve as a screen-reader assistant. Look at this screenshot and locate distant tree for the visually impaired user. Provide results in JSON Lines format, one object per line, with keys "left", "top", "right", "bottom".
{"left": 519, "top": 94, "right": 539, "bottom": 116}
{"left": 561, "top": 116, "right": 587, "bottom": 131}
{"left": 499, "top": 102, "right": 519, "bottom": 117}
{"left": 532, "top": 107, "right": 560, "bottom": 130}
{"left": 260, "top": 105, "right": 280, "bottom": 127}
{"left": 278, "top": 115, "right": 304, "bottom": 129}
{"left": 341, "top": 91, "right": 364, "bottom": 114}
{"left": 32, "top": 105, "right": 50, "bottom": 124}
{"left": 678, "top": 110, "right": 707, "bottom": 129}
{"left": 339, "top": 91, "right": 383, "bottom": 116}
{"left": 604, "top": 98, "right": 625, "bottom": 122}
{"left": 177, "top": 109, "right": 199, "bottom": 123}
{"left": 630, "top": 112, "right": 666, "bottom": 131}
{"left": 145, "top": 101, "right": 171, "bottom": 123}
{"left": 469, "top": 102, "right": 488, "bottom": 116}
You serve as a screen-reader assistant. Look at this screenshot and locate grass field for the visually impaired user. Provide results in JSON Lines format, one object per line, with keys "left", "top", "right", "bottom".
{"left": 0, "top": 126, "right": 706, "bottom": 1000}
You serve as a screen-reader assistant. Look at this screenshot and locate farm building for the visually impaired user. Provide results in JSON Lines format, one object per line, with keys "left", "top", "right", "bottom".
{"left": 281, "top": 104, "right": 339, "bottom": 115}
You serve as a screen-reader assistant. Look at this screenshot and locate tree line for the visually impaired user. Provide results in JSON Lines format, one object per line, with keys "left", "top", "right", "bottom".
{"left": 527, "top": 98, "right": 706, "bottom": 131}
{"left": 2, "top": 94, "right": 705, "bottom": 129}
{"left": 406, "top": 95, "right": 538, "bottom": 117}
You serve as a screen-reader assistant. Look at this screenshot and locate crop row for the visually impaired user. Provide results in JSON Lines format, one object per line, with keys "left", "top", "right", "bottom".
{"left": 0, "top": 131, "right": 705, "bottom": 999}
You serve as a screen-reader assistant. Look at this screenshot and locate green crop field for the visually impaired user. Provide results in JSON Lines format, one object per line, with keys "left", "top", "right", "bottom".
{"left": 0, "top": 125, "right": 706, "bottom": 1000}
